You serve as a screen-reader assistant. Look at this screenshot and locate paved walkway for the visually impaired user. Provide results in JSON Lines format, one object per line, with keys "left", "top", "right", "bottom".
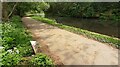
{"left": 22, "top": 17, "right": 118, "bottom": 65}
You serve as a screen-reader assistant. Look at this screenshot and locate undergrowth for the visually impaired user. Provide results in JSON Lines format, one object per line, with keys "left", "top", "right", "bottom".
{"left": 1, "top": 16, "right": 53, "bottom": 66}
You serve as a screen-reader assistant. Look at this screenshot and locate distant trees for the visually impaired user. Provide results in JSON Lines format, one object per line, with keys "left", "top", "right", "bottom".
{"left": 2, "top": 2, "right": 120, "bottom": 21}
{"left": 47, "top": 2, "right": 120, "bottom": 20}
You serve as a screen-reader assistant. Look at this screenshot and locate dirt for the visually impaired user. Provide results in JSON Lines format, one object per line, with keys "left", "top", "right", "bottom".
{"left": 31, "top": 33, "right": 63, "bottom": 65}
{"left": 22, "top": 17, "right": 118, "bottom": 65}
{"left": 22, "top": 17, "right": 63, "bottom": 65}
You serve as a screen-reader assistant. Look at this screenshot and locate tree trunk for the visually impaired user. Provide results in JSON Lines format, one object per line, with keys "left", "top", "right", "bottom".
{"left": 2, "top": 2, "right": 8, "bottom": 21}
{"left": 7, "top": 2, "right": 18, "bottom": 18}
{"left": 0, "top": 2, "right": 2, "bottom": 22}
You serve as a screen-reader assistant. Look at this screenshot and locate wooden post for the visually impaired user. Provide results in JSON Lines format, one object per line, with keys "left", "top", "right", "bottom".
{"left": 30, "top": 41, "right": 37, "bottom": 54}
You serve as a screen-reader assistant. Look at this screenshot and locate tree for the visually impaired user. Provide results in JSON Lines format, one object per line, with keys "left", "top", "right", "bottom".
{"left": 2, "top": 2, "right": 8, "bottom": 21}
{"left": 46, "top": 2, "right": 120, "bottom": 20}
{"left": 2, "top": 2, "right": 50, "bottom": 21}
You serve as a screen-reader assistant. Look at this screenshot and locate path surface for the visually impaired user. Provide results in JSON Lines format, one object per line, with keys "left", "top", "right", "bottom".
{"left": 22, "top": 17, "right": 118, "bottom": 65}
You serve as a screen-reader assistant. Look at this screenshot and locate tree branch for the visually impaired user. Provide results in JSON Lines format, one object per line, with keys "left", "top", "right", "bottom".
{"left": 7, "top": 2, "right": 18, "bottom": 18}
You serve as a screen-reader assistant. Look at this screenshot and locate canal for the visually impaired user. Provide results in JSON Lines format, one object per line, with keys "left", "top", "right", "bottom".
{"left": 47, "top": 16, "right": 119, "bottom": 38}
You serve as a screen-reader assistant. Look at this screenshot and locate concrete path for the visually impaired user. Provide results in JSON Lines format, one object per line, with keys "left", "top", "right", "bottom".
{"left": 22, "top": 17, "right": 118, "bottom": 65}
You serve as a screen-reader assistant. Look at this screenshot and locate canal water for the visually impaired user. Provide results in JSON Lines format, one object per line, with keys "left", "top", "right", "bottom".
{"left": 48, "top": 17, "right": 119, "bottom": 38}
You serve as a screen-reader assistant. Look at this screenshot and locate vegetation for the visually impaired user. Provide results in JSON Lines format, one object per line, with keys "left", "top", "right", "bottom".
{"left": 2, "top": 2, "right": 120, "bottom": 21}
{"left": 1, "top": 2, "right": 120, "bottom": 65}
{"left": 2, "top": 2, "right": 49, "bottom": 20}
{"left": 1, "top": 16, "right": 53, "bottom": 65}
{"left": 32, "top": 16, "right": 120, "bottom": 48}
{"left": 1, "top": 16, "right": 33, "bottom": 65}
{"left": 30, "top": 53, "right": 53, "bottom": 66}
{"left": 2, "top": 16, "right": 33, "bottom": 55}
{"left": 47, "top": 2, "right": 120, "bottom": 21}
{"left": 2, "top": 51, "right": 22, "bottom": 65}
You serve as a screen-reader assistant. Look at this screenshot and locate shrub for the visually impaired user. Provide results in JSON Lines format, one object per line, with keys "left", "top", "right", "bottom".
{"left": 30, "top": 53, "right": 53, "bottom": 66}
{"left": 2, "top": 16, "right": 33, "bottom": 56}
{"left": 18, "top": 46, "right": 34, "bottom": 57}
{"left": 1, "top": 16, "right": 34, "bottom": 65}
{"left": 2, "top": 51, "right": 21, "bottom": 65}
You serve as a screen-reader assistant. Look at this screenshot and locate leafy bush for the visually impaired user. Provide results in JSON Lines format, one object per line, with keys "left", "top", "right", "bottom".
{"left": 1, "top": 16, "right": 34, "bottom": 65}
{"left": 2, "top": 51, "right": 21, "bottom": 65}
{"left": 30, "top": 53, "right": 53, "bottom": 66}
{"left": 32, "top": 16, "right": 120, "bottom": 48}
{"left": 2, "top": 16, "right": 33, "bottom": 56}
{"left": 18, "top": 46, "right": 34, "bottom": 57}
{"left": 2, "top": 37, "right": 15, "bottom": 50}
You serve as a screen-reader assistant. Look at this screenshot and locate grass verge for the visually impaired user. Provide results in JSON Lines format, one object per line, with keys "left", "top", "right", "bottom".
{"left": 32, "top": 16, "right": 120, "bottom": 49}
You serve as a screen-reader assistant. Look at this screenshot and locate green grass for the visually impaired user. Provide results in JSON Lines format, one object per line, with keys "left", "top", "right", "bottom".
{"left": 32, "top": 16, "right": 120, "bottom": 49}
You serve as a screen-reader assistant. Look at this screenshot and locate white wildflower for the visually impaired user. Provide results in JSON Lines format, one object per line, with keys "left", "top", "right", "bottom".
{"left": 14, "top": 47, "right": 17, "bottom": 50}
{"left": 7, "top": 49, "right": 12, "bottom": 53}
{"left": 32, "top": 55, "right": 35, "bottom": 56}
{"left": 16, "top": 50, "right": 19, "bottom": 54}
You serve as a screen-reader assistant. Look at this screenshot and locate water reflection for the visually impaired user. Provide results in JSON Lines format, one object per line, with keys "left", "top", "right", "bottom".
{"left": 49, "top": 17, "right": 119, "bottom": 38}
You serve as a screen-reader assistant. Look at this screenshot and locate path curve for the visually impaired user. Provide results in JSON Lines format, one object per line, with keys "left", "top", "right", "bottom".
{"left": 22, "top": 17, "right": 118, "bottom": 65}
